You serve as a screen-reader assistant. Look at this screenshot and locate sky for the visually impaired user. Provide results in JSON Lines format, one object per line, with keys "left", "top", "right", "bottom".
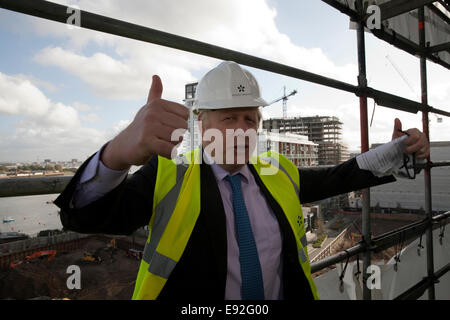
{"left": 0, "top": 0, "right": 449, "bottom": 163}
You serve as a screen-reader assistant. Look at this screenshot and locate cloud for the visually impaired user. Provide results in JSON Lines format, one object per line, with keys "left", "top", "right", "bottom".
{"left": 0, "top": 72, "right": 82, "bottom": 129}
{"left": 72, "top": 101, "right": 93, "bottom": 112}
{"left": 105, "top": 119, "right": 132, "bottom": 141}
{"left": 0, "top": 72, "right": 119, "bottom": 162}
{"left": 0, "top": 72, "right": 52, "bottom": 117}
{"left": 80, "top": 112, "right": 101, "bottom": 123}
{"left": 5, "top": 0, "right": 449, "bottom": 158}
{"left": 12, "top": 74, "right": 60, "bottom": 93}
{"left": 34, "top": 47, "right": 145, "bottom": 100}
{"left": 29, "top": 0, "right": 358, "bottom": 101}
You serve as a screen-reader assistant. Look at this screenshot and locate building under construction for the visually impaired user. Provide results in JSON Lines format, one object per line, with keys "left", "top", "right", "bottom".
{"left": 1, "top": 0, "right": 450, "bottom": 301}
{"left": 263, "top": 116, "right": 350, "bottom": 165}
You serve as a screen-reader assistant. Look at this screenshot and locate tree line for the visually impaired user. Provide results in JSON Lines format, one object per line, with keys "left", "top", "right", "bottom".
{"left": 0, "top": 164, "right": 63, "bottom": 172}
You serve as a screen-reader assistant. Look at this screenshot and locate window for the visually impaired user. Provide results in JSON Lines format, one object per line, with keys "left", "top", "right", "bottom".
{"left": 185, "top": 83, "right": 198, "bottom": 99}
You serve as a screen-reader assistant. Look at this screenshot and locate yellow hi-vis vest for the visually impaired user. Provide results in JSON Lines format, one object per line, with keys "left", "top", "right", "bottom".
{"left": 132, "top": 147, "right": 320, "bottom": 300}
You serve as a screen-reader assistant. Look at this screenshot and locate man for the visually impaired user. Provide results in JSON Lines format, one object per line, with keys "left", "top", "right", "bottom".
{"left": 54, "top": 61, "right": 429, "bottom": 300}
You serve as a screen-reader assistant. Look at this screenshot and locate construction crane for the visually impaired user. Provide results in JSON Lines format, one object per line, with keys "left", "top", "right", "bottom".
{"left": 385, "top": 55, "right": 443, "bottom": 123}
{"left": 269, "top": 86, "right": 297, "bottom": 119}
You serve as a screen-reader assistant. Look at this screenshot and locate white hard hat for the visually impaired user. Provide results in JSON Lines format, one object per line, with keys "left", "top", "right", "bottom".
{"left": 193, "top": 61, "right": 268, "bottom": 114}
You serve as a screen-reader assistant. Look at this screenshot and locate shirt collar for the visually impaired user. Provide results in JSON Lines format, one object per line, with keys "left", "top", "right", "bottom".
{"left": 203, "top": 149, "right": 251, "bottom": 184}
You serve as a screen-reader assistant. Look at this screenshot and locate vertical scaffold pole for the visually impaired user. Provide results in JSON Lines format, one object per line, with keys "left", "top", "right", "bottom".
{"left": 418, "top": 6, "right": 435, "bottom": 300}
{"left": 356, "top": 0, "right": 371, "bottom": 301}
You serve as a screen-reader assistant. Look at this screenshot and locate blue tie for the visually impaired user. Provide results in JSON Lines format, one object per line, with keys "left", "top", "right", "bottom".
{"left": 225, "top": 174, "right": 265, "bottom": 300}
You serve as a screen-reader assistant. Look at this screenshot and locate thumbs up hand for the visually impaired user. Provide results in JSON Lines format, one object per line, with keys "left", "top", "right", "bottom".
{"left": 391, "top": 118, "right": 430, "bottom": 159}
{"left": 101, "top": 75, "right": 190, "bottom": 170}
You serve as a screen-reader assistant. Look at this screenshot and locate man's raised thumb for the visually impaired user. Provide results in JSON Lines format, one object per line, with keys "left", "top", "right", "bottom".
{"left": 147, "top": 75, "right": 163, "bottom": 103}
{"left": 392, "top": 118, "right": 403, "bottom": 139}
{"left": 394, "top": 118, "right": 402, "bottom": 132}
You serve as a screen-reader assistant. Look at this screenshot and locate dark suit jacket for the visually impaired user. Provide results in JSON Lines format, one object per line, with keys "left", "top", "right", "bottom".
{"left": 54, "top": 152, "right": 395, "bottom": 300}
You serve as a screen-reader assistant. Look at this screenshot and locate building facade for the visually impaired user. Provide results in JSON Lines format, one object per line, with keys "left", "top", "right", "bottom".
{"left": 257, "top": 131, "right": 318, "bottom": 167}
{"left": 179, "top": 82, "right": 201, "bottom": 154}
{"left": 263, "top": 116, "right": 350, "bottom": 165}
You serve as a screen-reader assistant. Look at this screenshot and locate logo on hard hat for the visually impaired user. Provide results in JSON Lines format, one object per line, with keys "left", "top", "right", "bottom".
{"left": 237, "top": 85, "right": 245, "bottom": 92}
{"left": 233, "top": 84, "right": 252, "bottom": 97}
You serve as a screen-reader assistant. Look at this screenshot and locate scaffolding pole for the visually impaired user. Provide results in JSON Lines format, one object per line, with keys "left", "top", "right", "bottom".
{"left": 321, "top": 0, "right": 450, "bottom": 71}
{"left": 356, "top": 0, "right": 371, "bottom": 301}
{"left": 419, "top": 7, "right": 436, "bottom": 300}
{"left": 1, "top": 0, "right": 450, "bottom": 300}
{"left": 310, "top": 211, "right": 450, "bottom": 274}
{"left": 379, "top": 0, "right": 437, "bottom": 21}
{"left": 1, "top": 0, "right": 449, "bottom": 118}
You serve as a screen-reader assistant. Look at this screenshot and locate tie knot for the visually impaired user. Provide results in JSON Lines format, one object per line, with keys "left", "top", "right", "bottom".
{"left": 225, "top": 173, "right": 242, "bottom": 186}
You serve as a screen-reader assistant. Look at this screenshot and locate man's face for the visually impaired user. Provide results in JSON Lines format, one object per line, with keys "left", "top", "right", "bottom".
{"left": 199, "top": 107, "right": 259, "bottom": 171}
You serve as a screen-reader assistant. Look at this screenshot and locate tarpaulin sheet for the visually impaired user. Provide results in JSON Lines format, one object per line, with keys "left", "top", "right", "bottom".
{"left": 333, "top": 0, "right": 450, "bottom": 67}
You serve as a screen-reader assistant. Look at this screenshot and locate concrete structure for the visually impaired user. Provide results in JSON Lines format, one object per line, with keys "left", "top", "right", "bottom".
{"left": 257, "top": 131, "right": 318, "bottom": 167}
{"left": 302, "top": 205, "right": 320, "bottom": 232}
{"left": 263, "top": 116, "right": 350, "bottom": 165}
{"left": 179, "top": 82, "right": 201, "bottom": 154}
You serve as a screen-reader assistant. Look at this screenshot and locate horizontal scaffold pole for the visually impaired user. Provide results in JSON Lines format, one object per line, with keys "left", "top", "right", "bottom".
{"left": 379, "top": 0, "right": 437, "bottom": 21}
{"left": 310, "top": 211, "right": 450, "bottom": 274}
{"left": 1, "top": 0, "right": 449, "bottom": 117}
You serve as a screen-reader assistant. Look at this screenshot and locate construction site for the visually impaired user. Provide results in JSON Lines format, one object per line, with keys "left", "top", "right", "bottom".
{"left": 0, "top": 231, "right": 145, "bottom": 299}
{"left": 0, "top": 212, "right": 442, "bottom": 300}
{"left": 0, "top": 0, "right": 449, "bottom": 301}
{"left": 263, "top": 116, "right": 350, "bottom": 165}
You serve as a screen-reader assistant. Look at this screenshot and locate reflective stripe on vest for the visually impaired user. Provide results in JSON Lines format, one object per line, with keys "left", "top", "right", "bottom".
{"left": 132, "top": 148, "right": 319, "bottom": 300}
{"left": 142, "top": 160, "right": 189, "bottom": 277}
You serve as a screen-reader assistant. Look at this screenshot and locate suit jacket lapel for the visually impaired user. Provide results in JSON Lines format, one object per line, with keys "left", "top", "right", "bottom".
{"left": 200, "top": 160, "right": 228, "bottom": 285}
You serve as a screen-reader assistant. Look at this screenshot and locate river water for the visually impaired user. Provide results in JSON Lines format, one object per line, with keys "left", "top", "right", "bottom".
{"left": 0, "top": 194, "right": 62, "bottom": 236}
